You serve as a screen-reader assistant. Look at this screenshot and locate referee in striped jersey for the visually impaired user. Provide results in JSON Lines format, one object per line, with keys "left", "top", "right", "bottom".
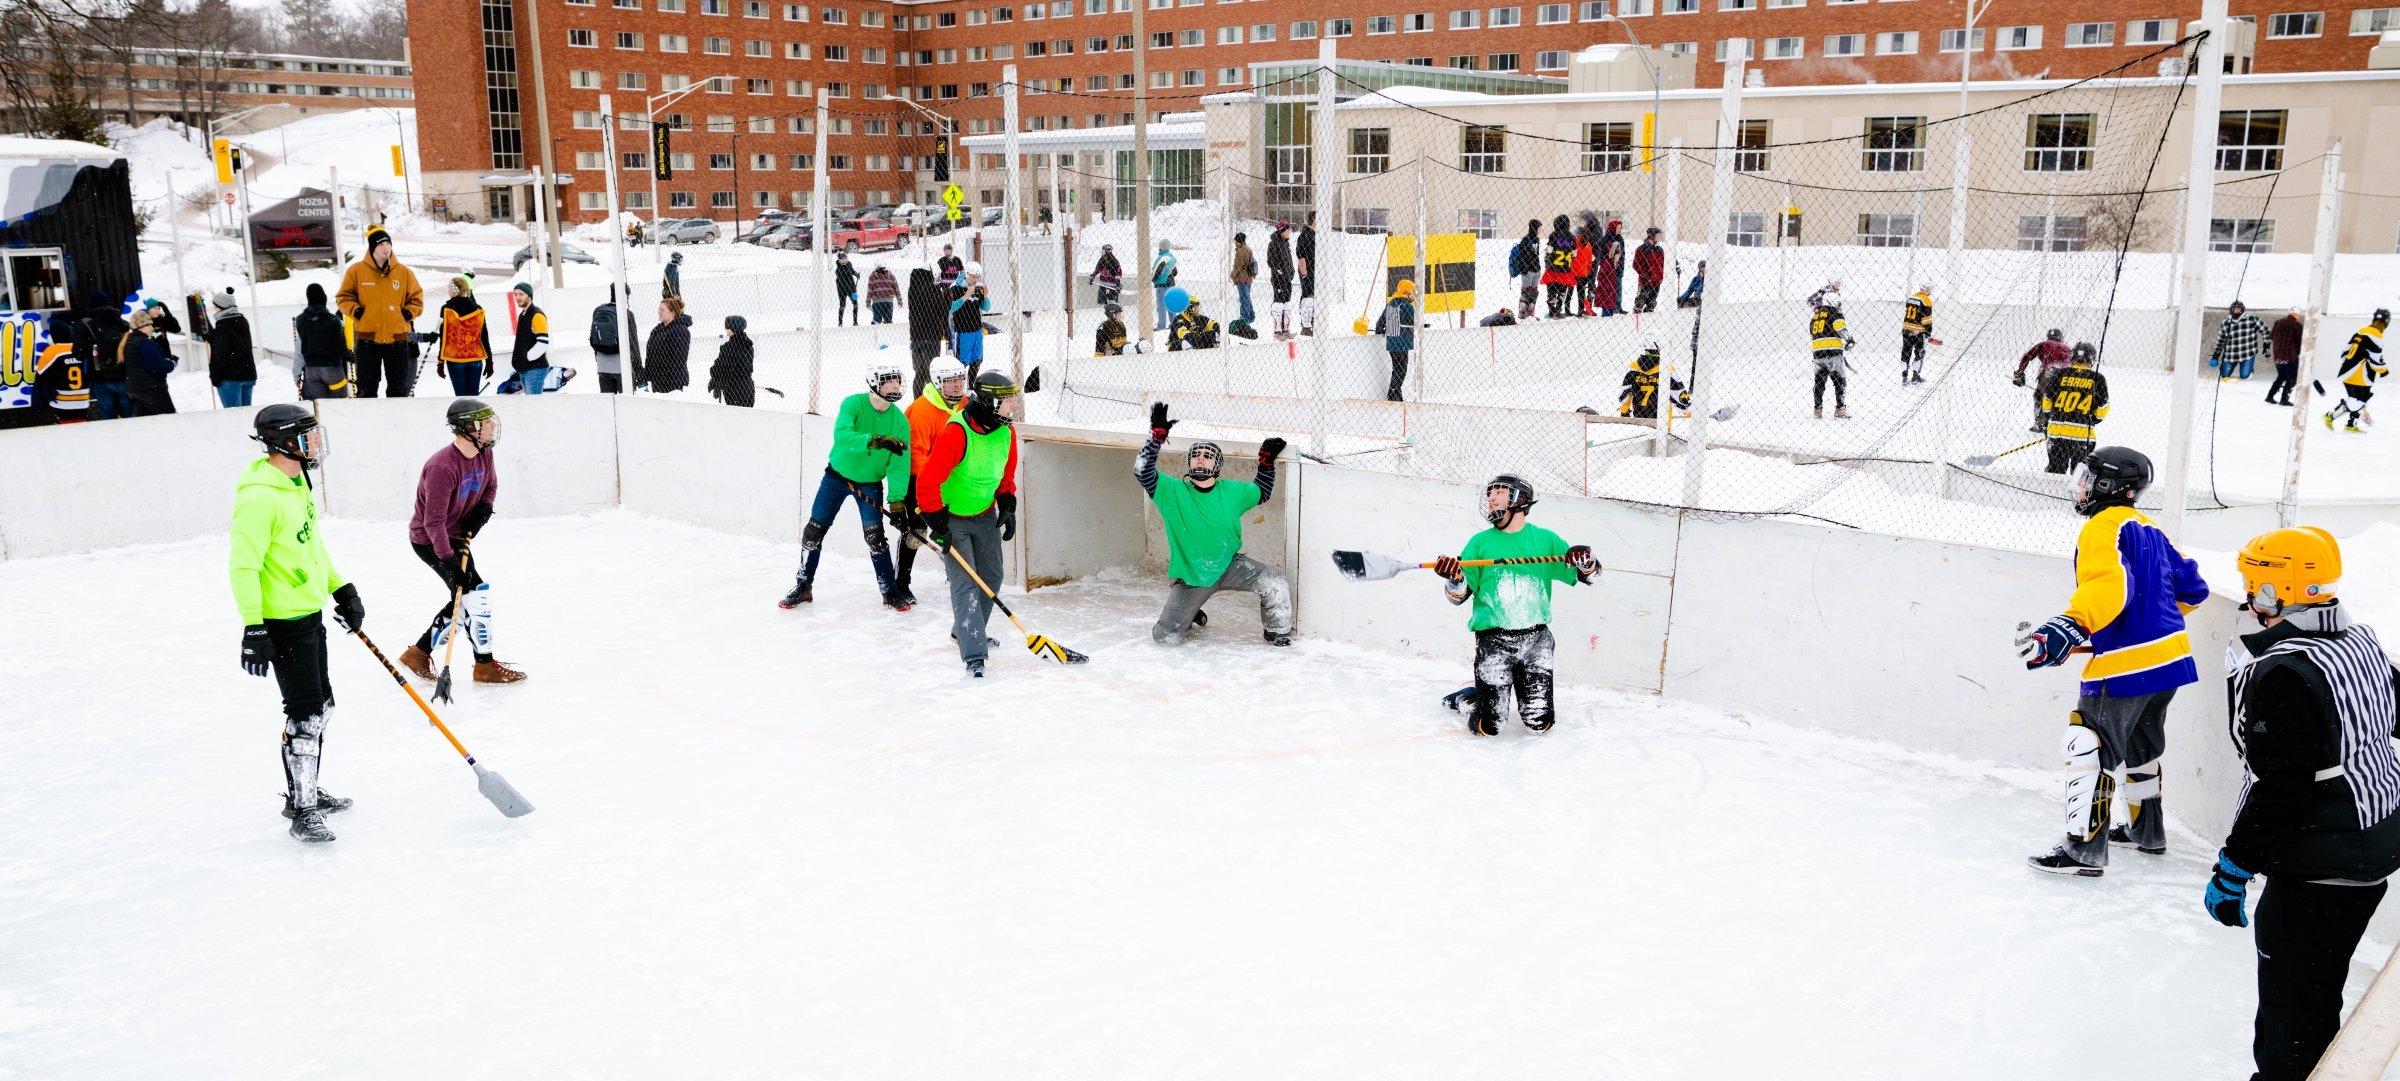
{"left": 2212, "top": 526, "right": 2400, "bottom": 1081}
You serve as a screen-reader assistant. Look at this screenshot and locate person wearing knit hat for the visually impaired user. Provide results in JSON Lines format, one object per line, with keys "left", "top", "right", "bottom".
{"left": 438, "top": 275, "right": 494, "bottom": 395}
{"left": 205, "top": 287, "right": 258, "bottom": 407}
{"left": 507, "top": 281, "right": 552, "bottom": 395}
{"left": 708, "top": 314, "right": 755, "bottom": 407}
{"left": 336, "top": 222, "right": 424, "bottom": 397}
{"left": 294, "top": 282, "right": 353, "bottom": 399}
{"left": 1375, "top": 278, "right": 1418, "bottom": 402}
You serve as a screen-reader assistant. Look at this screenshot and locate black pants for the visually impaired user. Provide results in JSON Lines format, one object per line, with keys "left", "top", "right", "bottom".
{"left": 598, "top": 371, "right": 623, "bottom": 393}
{"left": 411, "top": 541, "right": 491, "bottom": 663}
{"left": 2267, "top": 362, "right": 2297, "bottom": 402}
{"left": 893, "top": 489, "right": 923, "bottom": 594}
{"left": 1545, "top": 282, "right": 1570, "bottom": 318}
{"left": 352, "top": 339, "right": 418, "bottom": 398}
{"left": 1635, "top": 281, "right": 1660, "bottom": 313}
{"left": 1812, "top": 357, "right": 1847, "bottom": 408}
{"left": 1471, "top": 625, "right": 1556, "bottom": 732}
{"left": 2253, "top": 877, "right": 2388, "bottom": 1081}
{"left": 1900, "top": 331, "right": 1927, "bottom": 373}
{"left": 838, "top": 294, "right": 859, "bottom": 325}
{"left": 2044, "top": 438, "right": 2093, "bottom": 475}
{"left": 1386, "top": 349, "right": 1409, "bottom": 402}
{"left": 266, "top": 613, "right": 334, "bottom": 808}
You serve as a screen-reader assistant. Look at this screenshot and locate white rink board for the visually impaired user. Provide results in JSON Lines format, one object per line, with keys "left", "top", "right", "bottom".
{"left": 615, "top": 396, "right": 807, "bottom": 545}
{"left": 0, "top": 407, "right": 258, "bottom": 560}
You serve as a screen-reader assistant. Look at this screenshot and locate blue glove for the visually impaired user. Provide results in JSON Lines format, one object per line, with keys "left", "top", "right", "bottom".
{"left": 2205, "top": 851, "right": 2255, "bottom": 928}
{"left": 2017, "top": 615, "right": 2089, "bottom": 670}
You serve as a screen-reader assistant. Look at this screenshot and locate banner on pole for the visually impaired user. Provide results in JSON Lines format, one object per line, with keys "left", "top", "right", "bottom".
{"left": 651, "top": 123, "right": 673, "bottom": 180}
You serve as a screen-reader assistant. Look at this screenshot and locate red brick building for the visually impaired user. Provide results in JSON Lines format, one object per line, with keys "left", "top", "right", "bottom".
{"left": 405, "top": 0, "right": 2400, "bottom": 223}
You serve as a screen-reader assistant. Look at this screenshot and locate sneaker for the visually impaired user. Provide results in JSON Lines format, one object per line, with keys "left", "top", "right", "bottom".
{"left": 398, "top": 645, "right": 436, "bottom": 681}
{"left": 2107, "top": 826, "right": 2166, "bottom": 856}
{"left": 1835, "top": 405, "right": 1849, "bottom": 419}
{"left": 1912, "top": 372, "right": 1926, "bottom": 384}
{"left": 882, "top": 591, "right": 913, "bottom": 612}
{"left": 778, "top": 582, "right": 813, "bottom": 609}
{"left": 1263, "top": 630, "right": 1292, "bottom": 647}
{"left": 1813, "top": 406, "right": 1824, "bottom": 419}
{"left": 473, "top": 660, "right": 528, "bottom": 685}
{"left": 890, "top": 586, "right": 918, "bottom": 608}
{"left": 282, "top": 790, "right": 354, "bottom": 820}
{"left": 289, "top": 806, "right": 336, "bottom": 844}
{"left": 2026, "top": 848, "right": 2103, "bottom": 877}
{"left": 965, "top": 659, "right": 986, "bottom": 678}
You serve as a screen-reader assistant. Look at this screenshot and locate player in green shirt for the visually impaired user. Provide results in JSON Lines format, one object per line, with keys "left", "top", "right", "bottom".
{"left": 1135, "top": 402, "right": 1292, "bottom": 646}
{"left": 781, "top": 364, "right": 914, "bottom": 611}
{"left": 1432, "top": 474, "right": 1601, "bottom": 736}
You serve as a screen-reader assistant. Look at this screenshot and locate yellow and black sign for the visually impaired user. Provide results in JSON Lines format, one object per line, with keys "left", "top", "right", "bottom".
{"left": 932, "top": 135, "right": 950, "bottom": 182}
{"left": 1379, "top": 233, "right": 1477, "bottom": 314}
{"left": 651, "top": 123, "right": 673, "bottom": 180}
{"left": 214, "top": 138, "right": 234, "bottom": 184}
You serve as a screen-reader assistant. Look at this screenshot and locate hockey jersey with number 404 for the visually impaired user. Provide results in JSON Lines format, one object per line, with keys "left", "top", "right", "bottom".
{"left": 2063, "top": 505, "right": 2211, "bottom": 696}
{"left": 2039, "top": 366, "right": 2110, "bottom": 440}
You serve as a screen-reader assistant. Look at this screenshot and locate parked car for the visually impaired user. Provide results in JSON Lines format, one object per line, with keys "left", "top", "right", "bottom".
{"left": 654, "top": 218, "right": 721, "bottom": 244}
{"left": 825, "top": 216, "right": 910, "bottom": 253}
{"left": 511, "top": 242, "right": 600, "bottom": 267}
{"left": 737, "top": 221, "right": 801, "bottom": 246}
{"left": 753, "top": 222, "right": 808, "bottom": 249}
{"left": 754, "top": 208, "right": 797, "bottom": 226}
{"left": 841, "top": 203, "right": 901, "bottom": 223}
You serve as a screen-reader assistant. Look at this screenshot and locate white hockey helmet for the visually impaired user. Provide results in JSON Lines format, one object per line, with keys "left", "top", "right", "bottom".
{"left": 867, "top": 362, "right": 905, "bottom": 401}
{"left": 1640, "top": 331, "right": 1662, "bottom": 353}
{"left": 965, "top": 260, "right": 984, "bottom": 277}
{"left": 932, "top": 357, "right": 970, "bottom": 398}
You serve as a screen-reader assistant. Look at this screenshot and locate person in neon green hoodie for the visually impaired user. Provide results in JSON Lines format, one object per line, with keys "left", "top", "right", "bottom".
{"left": 1432, "top": 474, "right": 1600, "bottom": 737}
{"left": 1134, "top": 401, "right": 1292, "bottom": 647}
{"left": 780, "top": 364, "right": 915, "bottom": 611}
{"left": 229, "top": 404, "right": 365, "bottom": 843}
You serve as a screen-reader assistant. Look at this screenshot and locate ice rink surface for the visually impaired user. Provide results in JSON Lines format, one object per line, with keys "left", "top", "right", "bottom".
{"left": 0, "top": 514, "right": 2331, "bottom": 1079}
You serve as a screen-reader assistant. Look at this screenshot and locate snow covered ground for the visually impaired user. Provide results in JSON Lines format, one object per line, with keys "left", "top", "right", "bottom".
{"left": 0, "top": 512, "right": 2350, "bottom": 1079}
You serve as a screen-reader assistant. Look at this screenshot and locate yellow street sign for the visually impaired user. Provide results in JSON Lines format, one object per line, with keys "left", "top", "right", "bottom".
{"left": 942, "top": 184, "right": 965, "bottom": 222}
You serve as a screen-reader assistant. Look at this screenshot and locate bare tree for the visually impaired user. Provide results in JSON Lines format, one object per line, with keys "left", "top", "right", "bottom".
{"left": 2080, "top": 191, "right": 2166, "bottom": 254}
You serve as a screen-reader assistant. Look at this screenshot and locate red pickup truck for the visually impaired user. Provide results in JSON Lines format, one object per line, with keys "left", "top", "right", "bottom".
{"left": 813, "top": 216, "right": 910, "bottom": 253}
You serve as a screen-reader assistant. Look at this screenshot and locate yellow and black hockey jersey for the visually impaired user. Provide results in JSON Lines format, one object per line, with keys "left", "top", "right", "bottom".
{"left": 1810, "top": 308, "right": 1849, "bottom": 355}
{"left": 2341, "top": 324, "right": 2387, "bottom": 389}
{"left": 1618, "top": 353, "right": 1689, "bottom": 419}
{"left": 1902, "top": 291, "right": 1932, "bottom": 335}
{"left": 2039, "top": 364, "right": 2110, "bottom": 441}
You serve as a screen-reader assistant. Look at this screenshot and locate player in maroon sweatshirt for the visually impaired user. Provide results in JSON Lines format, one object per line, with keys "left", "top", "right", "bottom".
{"left": 398, "top": 399, "right": 527, "bottom": 684}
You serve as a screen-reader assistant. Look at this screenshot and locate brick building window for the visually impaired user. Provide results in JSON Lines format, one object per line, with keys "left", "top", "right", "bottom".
{"left": 568, "top": 28, "right": 596, "bottom": 47}
{"left": 2268, "top": 12, "right": 2320, "bottom": 37}
{"left": 2217, "top": 110, "right": 2286, "bottom": 171}
{"left": 1862, "top": 116, "right": 1926, "bottom": 172}
{"left": 1856, "top": 213, "right": 1916, "bottom": 248}
{"left": 2024, "top": 113, "right": 2095, "bottom": 172}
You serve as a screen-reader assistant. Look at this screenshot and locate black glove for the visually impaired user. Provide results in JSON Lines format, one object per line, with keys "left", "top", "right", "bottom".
{"left": 922, "top": 509, "right": 953, "bottom": 547}
{"left": 1567, "top": 544, "right": 1601, "bottom": 575}
{"left": 885, "top": 501, "right": 910, "bottom": 529}
{"left": 331, "top": 583, "right": 365, "bottom": 632}
{"left": 1148, "top": 401, "right": 1175, "bottom": 442}
{"left": 1258, "top": 436, "right": 1286, "bottom": 466}
{"left": 460, "top": 503, "right": 493, "bottom": 540}
{"left": 997, "top": 492, "right": 1018, "bottom": 542}
{"left": 869, "top": 435, "right": 908, "bottom": 455}
{"left": 2011, "top": 371, "right": 2027, "bottom": 387}
{"left": 241, "top": 624, "right": 274, "bottom": 676}
{"left": 1433, "top": 555, "right": 1463, "bottom": 581}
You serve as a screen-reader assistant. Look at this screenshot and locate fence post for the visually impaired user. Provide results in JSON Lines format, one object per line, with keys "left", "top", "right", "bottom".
{"left": 1681, "top": 57, "right": 1744, "bottom": 508}
{"left": 2280, "top": 139, "right": 2342, "bottom": 527}
{"left": 2160, "top": 0, "right": 2228, "bottom": 543}
{"left": 810, "top": 88, "right": 830, "bottom": 414}
{"left": 1004, "top": 64, "right": 1025, "bottom": 386}
{"left": 1309, "top": 37, "right": 1337, "bottom": 459}
{"left": 1653, "top": 138, "right": 1682, "bottom": 458}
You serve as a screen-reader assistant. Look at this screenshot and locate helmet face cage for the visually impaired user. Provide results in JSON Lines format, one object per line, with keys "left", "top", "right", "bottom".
{"left": 932, "top": 361, "right": 969, "bottom": 399}
{"left": 868, "top": 365, "right": 905, "bottom": 402}
{"left": 1186, "top": 441, "right": 1221, "bottom": 480}
{"left": 261, "top": 421, "right": 329, "bottom": 467}
{"left": 1482, "top": 475, "right": 1535, "bottom": 526}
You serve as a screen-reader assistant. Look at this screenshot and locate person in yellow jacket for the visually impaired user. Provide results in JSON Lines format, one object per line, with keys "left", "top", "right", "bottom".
{"left": 435, "top": 275, "right": 493, "bottom": 395}
{"left": 2327, "top": 308, "right": 2388, "bottom": 433}
{"left": 230, "top": 404, "right": 365, "bottom": 844}
{"left": 335, "top": 224, "right": 424, "bottom": 398}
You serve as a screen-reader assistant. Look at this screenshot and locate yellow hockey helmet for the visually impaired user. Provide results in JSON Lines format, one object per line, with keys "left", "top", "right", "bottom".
{"left": 2238, "top": 526, "right": 2341, "bottom": 616}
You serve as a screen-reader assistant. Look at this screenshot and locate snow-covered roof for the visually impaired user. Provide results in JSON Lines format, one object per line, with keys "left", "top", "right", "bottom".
{"left": 959, "top": 113, "right": 1206, "bottom": 153}
{"left": 0, "top": 137, "right": 121, "bottom": 164}
{"left": 1330, "top": 85, "right": 1504, "bottom": 110}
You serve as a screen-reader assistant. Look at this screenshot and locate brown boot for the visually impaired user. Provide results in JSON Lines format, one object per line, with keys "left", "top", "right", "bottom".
{"left": 398, "top": 645, "right": 436, "bottom": 681}
{"left": 474, "top": 660, "right": 528, "bottom": 685}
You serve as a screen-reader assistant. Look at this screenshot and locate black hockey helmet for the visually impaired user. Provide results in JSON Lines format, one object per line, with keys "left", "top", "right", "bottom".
{"left": 252, "top": 403, "right": 325, "bottom": 466}
{"left": 1186, "top": 440, "right": 1222, "bottom": 482}
{"left": 2071, "top": 341, "right": 2097, "bottom": 366}
{"left": 447, "top": 398, "right": 499, "bottom": 447}
{"left": 2045, "top": 328, "right": 2064, "bottom": 342}
{"left": 967, "top": 369, "right": 1019, "bottom": 428}
{"left": 2074, "top": 446, "right": 2152, "bottom": 517}
{"left": 2376, "top": 308, "right": 2392, "bottom": 325}
{"left": 1482, "top": 473, "right": 1537, "bottom": 526}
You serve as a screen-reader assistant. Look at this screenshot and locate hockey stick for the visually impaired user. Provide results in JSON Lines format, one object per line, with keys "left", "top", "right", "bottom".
{"left": 1963, "top": 439, "right": 2044, "bottom": 467}
{"left": 350, "top": 629, "right": 535, "bottom": 818}
{"left": 1331, "top": 551, "right": 1586, "bottom": 582}
{"left": 430, "top": 575, "right": 467, "bottom": 705}
{"left": 909, "top": 527, "right": 1090, "bottom": 664}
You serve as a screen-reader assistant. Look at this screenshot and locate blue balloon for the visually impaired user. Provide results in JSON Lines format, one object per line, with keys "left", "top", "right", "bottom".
{"left": 1164, "top": 287, "right": 1191, "bottom": 315}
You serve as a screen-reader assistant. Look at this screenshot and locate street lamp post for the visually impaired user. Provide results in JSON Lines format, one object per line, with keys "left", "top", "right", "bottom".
{"left": 646, "top": 75, "right": 735, "bottom": 265}
{"left": 892, "top": 94, "right": 956, "bottom": 270}
{"left": 1599, "top": 14, "right": 1663, "bottom": 228}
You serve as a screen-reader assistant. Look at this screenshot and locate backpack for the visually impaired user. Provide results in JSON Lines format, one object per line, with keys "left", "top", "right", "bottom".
{"left": 590, "top": 307, "right": 620, "bottom": 353}
{"left": 90, "top": 323, "right": 128, "bottom": 379}
{"left": 1379, "top": 301, "right": 1407, "bottom": 338}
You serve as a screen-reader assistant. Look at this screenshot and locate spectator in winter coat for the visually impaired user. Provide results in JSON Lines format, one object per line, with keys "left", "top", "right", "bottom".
{"left": 1508, "top": 220, "right": 1541, "bottom": 319}
{"left": 2214, "top": 300, "right": 2269, "bottom": 381}
{"left": 645, "top": 297, "right": 693, "bottom": 393}
{"left": 834, "top": 252, "right": 861, "bottom": 326}
{"left": 936, "top": 245, "right": 965, "bottom": 290}
{"left": 1597, "top": 218, "right": 1627, "bottom": 317}
{"left": 1633, "top": 227, "right": 1666, "bottom": 314}
{"left": 1149, "top": 241, "right": 1178, "bottom": 332}
{"left": 2267, "top": 310, "right": 2304, "bottom": 406}
{"left": 1375, "top": 280, "right": 1418, "bottom": 403}
{"left": 1569, "top": 233, "right": 1595, "bottom": 317}
{"left": 1230, "top": 232, "right": 1258, "bottom": 327}
{"left": 141, "top": 297, "right": 182, "bottom": 355}
{"left": 294, "top": 282, "right": 353, "bottom": 400}
{"left": 709, "top": 314, "right": 756, "bottom": 407}
{"left": 1089, "top": 244, "right": 1124, "bottom": 308}
{"left": 31, "top": 314, "right": 89, "bottom": 423}
{"left": 205, "top": 289, "right": 257, "bottom": 407}
{"left": 1296, "top": 214, "right": 1318, "bottom": 334}
{"left": 662, "top": 250, "right": 683, "bottom": 299}
{"left": 437, "top": 276, "right": 493, "bottom": 395}
{"left": 867, "top": 265, "right": 899, "bottom": 324}
{"left": 1677, "top": 261, "right": 1707, "bottom": 309}
{"left": 1266, "top": 225, "right": 1296, "bottom": 339}
{"left": 590, "top": 285, "right": 625, "bottom": 393}
{"left": 1541, "top": 215, "right": 1577, "bottom": 319}
{"left": 905, "top": 267, "right": 946, "bottom": 394}
{"left": 335, "top": 224, "right": 425, "bottom": 398}
{"left": 121, "top": 307, "right": 177, "bottom": 416}
{"left": 1170, "top": 300, "right": 1220, "bottom": 351}
{"left": 73, "top": 297, "right": 130, "bottom": 420}
{"left": 508, "top": 282, "right": 552, "bottom": 396}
